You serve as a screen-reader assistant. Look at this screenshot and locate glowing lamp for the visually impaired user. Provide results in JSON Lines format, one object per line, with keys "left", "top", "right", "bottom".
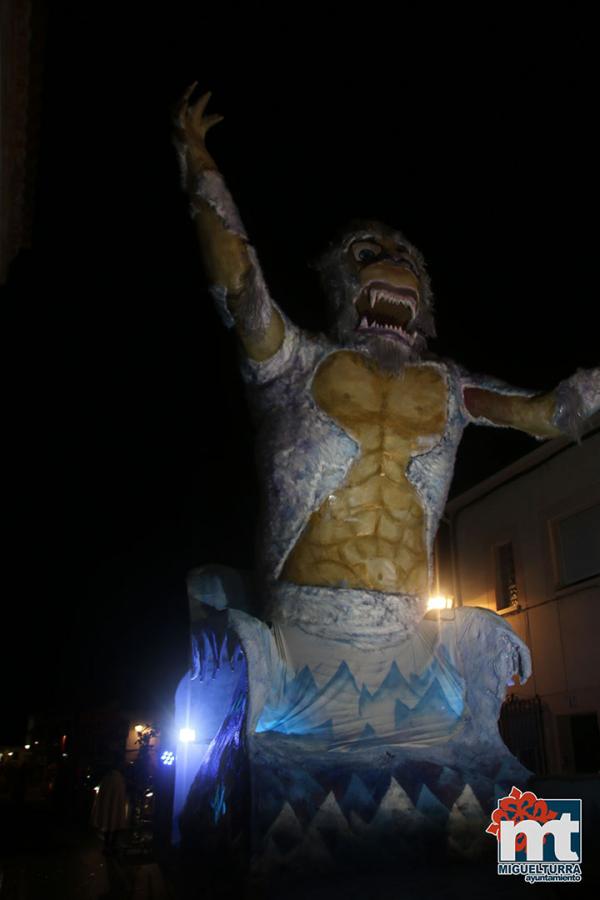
{"left": 427, "top": 595, "right": 454, "bottom": 611}
{"left": 161, "top": 750, "right": 175, "bottom": 766}
{"left": 179, "top": 727, "right": 196, "bottom": 743}
{"left": 94, "top": 785, "right": 100, "bottom": 794}
{"left": 24, "top": 744, "right": 31, "bottom": 750}
{"left": 134, "top": 724, "right": 145, "bottom": 734}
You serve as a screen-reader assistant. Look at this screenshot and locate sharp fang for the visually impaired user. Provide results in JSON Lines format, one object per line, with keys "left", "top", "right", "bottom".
{"left": 370, "top": 291, "right": 377, "bottom": 308}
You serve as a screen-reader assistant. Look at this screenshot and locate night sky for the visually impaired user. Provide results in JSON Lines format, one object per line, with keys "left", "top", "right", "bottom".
{"left": 3, "top": 5, "right": 598, "bottom": 741}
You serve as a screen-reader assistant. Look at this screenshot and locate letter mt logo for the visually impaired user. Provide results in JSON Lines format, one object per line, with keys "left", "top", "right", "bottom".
{"left": 486, "top": 787, "right": 582, "bottom": 883}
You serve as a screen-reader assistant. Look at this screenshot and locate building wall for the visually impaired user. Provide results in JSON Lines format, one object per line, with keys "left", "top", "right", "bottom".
{"left": 0, "top": 0, "right": 45, "bottom": 282}
{"left": 446, "top": 428, "right": 600, "bottom": 775}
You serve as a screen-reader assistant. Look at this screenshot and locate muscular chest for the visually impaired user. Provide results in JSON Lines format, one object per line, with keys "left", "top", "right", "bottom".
{"left": 282, "top": 352, "right": 448, "bottom": 592}
{"left": 311, "top": 351, "right": 448, "bottom": 449}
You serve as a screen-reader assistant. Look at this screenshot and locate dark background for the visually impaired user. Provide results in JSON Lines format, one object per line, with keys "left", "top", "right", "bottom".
{"left": 3, "top": 4, "right": 598, "bottom": 740}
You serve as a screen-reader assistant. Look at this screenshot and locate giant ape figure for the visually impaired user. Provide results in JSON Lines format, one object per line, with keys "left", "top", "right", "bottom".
{"left": 172, "top": 86, "right": 599, "bottom": 872}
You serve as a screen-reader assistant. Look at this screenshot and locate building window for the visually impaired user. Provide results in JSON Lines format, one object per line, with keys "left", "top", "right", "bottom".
{"left": 553, "top": 504, "right": 600, "bottom": 588}
{"left": 495, "top": 541, "right": 518, "bottom": 611}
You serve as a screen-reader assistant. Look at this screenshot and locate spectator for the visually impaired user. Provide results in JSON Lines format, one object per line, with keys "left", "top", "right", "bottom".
{"left": 90, "top": 758, "right": 128, "bottom": 854}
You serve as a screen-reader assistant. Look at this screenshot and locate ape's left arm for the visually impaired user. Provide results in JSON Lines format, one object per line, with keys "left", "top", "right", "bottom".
{"left": 462, "top": 368, "right": 600, "bottom": 439}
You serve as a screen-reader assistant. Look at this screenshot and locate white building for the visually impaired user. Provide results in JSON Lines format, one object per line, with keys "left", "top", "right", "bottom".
{"left": 442, "top": 415, "right": 600, "bottom": 775}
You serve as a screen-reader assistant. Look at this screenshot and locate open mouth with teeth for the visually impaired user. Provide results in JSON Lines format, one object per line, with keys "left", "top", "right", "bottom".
{"left": 355, "top": 283, "right": 418, "bottom": 345}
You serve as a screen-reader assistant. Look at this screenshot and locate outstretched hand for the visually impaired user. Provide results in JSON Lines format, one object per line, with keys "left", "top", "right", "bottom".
{"left": 174, "top": 83, "right": 224, "bottom": 172}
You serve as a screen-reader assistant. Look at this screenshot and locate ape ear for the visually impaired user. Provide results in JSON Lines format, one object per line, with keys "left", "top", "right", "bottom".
{"left": 307, "top": 240, "right": 340, "bottom": 274}
{"left": 311, "top": 218, "right": 373, "bottom": 274}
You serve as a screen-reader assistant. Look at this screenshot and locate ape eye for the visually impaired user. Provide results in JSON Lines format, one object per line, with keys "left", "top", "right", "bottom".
{"left": 351, "top": 241, "right": 382, "bottom": 263}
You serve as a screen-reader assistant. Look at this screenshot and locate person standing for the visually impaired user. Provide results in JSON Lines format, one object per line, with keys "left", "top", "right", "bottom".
{"left": 91, "top": 760, "right": 128, "bottom": 854}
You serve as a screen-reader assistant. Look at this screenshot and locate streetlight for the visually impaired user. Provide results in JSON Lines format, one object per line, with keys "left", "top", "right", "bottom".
{"left": 427, "top": 595, "right": 454, "bottom": 611}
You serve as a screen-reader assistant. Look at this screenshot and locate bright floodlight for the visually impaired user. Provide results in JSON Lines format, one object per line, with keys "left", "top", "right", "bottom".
{"left": 427, "top": 595, "right": 454, "bottom": 611}
{"left": 179, "top": 727, "right": 196, "bottom": 743}
{"left": 161, "top": 750, "right": 175, "bottom": 766}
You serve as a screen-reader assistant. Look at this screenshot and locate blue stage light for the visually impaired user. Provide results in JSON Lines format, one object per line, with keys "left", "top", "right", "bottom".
{"left": 161, "top": 750, "right": 175, "bottom": 766}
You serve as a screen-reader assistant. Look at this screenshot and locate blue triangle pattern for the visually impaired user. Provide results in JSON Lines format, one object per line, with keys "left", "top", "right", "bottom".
{"left": 257, "top": 652, "right": 464, "bottom": 738}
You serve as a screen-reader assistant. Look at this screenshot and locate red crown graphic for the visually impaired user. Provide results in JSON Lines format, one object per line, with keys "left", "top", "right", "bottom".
{"left": 487, "top": 786, "right": 558, "bottom": 853}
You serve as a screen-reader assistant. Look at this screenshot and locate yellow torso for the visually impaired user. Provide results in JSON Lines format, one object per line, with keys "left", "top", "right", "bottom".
{"left": 282, "top": 352, "right": 447, "bottom": 595}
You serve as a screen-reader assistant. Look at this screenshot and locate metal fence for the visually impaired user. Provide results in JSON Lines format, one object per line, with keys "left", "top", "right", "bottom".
{"left": 499, "top": 694, "right": 547, "bottom": 775}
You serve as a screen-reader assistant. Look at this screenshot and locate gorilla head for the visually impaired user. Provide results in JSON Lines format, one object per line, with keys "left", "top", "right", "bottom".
{"left": 315, "top": 220, "right": 435, "bottom": 371}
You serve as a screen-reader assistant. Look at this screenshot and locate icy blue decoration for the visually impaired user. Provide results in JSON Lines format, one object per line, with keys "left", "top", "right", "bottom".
{"left": 210, "top": 782, "right": 227, "bottom": 823}
{"left": 255, "top": 625, "right": 465, "bottom": 743}
{"left": 172, "top": 614, "right": 249, "bottom": 845}
{"left": 248, "top": 728, "right": 529, "bottom": 869}
{"left": 174, "top": 567, "right": 534, "bottom": 871}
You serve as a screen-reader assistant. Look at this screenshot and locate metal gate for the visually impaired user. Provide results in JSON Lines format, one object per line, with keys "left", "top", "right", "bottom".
{"left": 499, "top": 694, "right": 547, "bottom": 775}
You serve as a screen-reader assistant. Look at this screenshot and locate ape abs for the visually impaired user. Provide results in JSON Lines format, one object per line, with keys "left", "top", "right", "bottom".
{"left": 282, "top": 351, "right": 448, "bottom": 595}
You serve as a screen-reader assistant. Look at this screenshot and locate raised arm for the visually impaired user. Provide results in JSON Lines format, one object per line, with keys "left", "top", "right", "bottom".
{"left": 462, "top": 368, "right": 600, "bottom": 439}
{"left": 173, "top": 85, "right": 284, "bottom": 362}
